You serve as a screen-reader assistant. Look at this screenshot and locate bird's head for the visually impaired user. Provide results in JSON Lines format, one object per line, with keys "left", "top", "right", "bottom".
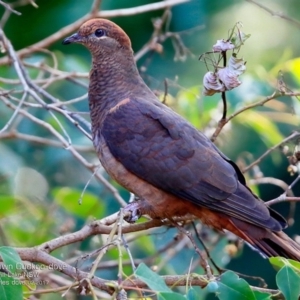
{"left": 62, "top": 18, "right": 132, "bottom": 56}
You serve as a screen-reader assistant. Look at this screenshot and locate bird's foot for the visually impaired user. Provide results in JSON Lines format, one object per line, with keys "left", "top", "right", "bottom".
{"left": 123, "top": 201, "right": 143, "bottom": 223}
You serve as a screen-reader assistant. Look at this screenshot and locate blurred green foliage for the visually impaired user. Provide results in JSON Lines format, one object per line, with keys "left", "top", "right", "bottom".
{"left": 0, "top": 0, "right": 300, "bottom": 299}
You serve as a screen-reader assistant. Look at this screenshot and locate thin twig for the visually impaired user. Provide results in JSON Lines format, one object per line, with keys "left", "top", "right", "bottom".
{"left": 0, "top": 0, "right": 21, "bottom": 15}
{"left": 0, "top": 27, "right": 73, "bottom": 145}
{"left": 250, "top": 177, "right": 294, "bottom": 196}
{"left": 0, "top": 90, "right": 27, "bottom": 133}
{"left": 0, "top": 130, "right": 93, "bottom": 151}
{"left": 246, "top": 0, "right": 300, "bottom": 29}
{"left": 266, "top": 196, "right": 300, "bottom": 206}
{"left": 172, "top": 221, "right": 213, "bottom": 278}
{"left": 191, "top": 222, "right": 222, "bottom": 274}
{"left": 220, "top": 51, "right": 227, "bottom": 121}
{"left": 91, "top": 0, "right": 102, "bottom": 15}
{"left": 162, "top": 78, "right": 168, "bottom": 104}
{"left": 243, "top": 131, "right": 300, "bottom": 173}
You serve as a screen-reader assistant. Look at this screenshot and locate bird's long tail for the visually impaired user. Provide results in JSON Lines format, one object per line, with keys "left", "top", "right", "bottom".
{"left": 255, "top": 231, "right": 300, "bottom": 261}
{"left": 229, "top": 218, "right": 300, "bottom": 261}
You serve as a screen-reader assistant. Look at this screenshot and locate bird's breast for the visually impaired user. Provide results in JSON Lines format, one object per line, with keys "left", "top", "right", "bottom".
{"left": 95, "top": 132, "right": 156, "bottom": 197}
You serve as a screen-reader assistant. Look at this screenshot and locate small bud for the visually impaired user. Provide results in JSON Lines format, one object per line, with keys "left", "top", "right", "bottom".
{"left": 225, "top": 244, "right": 238, "bottom": 257}
{"left": 282, "top": 145, "right": 289, "bottom": 155}
{"left": 287, "top": 164, "right": 298, "bottom": 176}
{"left": 140, "top": 66, "right": 147, "bottom": 72}
{"left": 151, "top": 265, "right": 158, "bottom": 272}
{"left": 152, "top": 42, "right": 163, "bottom": 54}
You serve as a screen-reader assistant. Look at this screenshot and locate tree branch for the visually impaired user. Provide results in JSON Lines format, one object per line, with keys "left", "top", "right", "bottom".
{"left": 243, "top": 131, "right": 300, "bottom": 173}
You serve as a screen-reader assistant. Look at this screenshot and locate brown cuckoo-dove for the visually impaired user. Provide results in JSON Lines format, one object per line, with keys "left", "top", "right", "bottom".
{"left": 63, "top": 18, "right": 300, "bottom": 260}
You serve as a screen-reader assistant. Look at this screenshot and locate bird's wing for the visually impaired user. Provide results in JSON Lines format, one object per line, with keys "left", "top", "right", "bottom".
{"left": 101, "top": 98, "right": 283, "bottom": 230}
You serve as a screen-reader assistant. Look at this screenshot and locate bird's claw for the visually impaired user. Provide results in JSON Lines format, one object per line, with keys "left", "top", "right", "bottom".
{"left": 123, "top": 202, "right": 142, "bottom": 223}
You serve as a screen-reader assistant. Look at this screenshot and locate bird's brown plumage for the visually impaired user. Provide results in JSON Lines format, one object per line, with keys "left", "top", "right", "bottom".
{"left": 63, "top": 18, "right": 300, "bottom": 260}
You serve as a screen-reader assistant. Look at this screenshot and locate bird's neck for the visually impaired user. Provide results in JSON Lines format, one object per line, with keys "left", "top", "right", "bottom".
{"left": 88, "top": 51, "right": 154, "bottom": 128}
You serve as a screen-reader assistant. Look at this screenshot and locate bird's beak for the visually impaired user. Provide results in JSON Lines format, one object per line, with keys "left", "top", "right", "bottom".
{"left": 62, "top": 33, "right": 83, "bottom": 45}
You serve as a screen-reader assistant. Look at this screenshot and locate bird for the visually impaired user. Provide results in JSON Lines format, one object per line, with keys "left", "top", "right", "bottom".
{"left": 63, "top": 18, "right": 300, "bottom": 260}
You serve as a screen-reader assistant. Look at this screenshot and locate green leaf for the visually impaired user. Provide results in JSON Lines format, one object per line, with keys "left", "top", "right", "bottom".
{"left": 217, "top": 271, "right": 256, "bottom": 300}
{"left": 135, "top": 263, "right": 171, "bottom": 293}
{"left": 253, "top": 290, "right": 272, "bottom": 300}
{"left": 269, "top": 257, "right": 300, "bottom": 273}
{"left": 0, "top": 274, "right": 23, "bottom": 300}
{"left": 158, "top": 292, "right": 187, "bottom": 300}
{"left": 0, "top": 247, "right": 23, "bottom": 276}
{"left": 53, "top": 187, "right": 105, "bottom": 218}
{"left": 269, "top": 256, "right": 287, "bottom": 270}
{"left": 276, "top": 265, "right": 300, "bottom": 300}
{"left": 287, "top": 260, "right": 300, "bottom": 272}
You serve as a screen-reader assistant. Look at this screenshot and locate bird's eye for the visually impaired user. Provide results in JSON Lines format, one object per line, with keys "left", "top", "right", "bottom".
{"left": 94, "top": 29, "right": 105, "bottom": 37}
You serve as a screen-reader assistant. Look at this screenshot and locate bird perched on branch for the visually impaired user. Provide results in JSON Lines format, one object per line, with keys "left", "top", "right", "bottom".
{"left": 63, "top": 19, "right": 300, "bottom": 260}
